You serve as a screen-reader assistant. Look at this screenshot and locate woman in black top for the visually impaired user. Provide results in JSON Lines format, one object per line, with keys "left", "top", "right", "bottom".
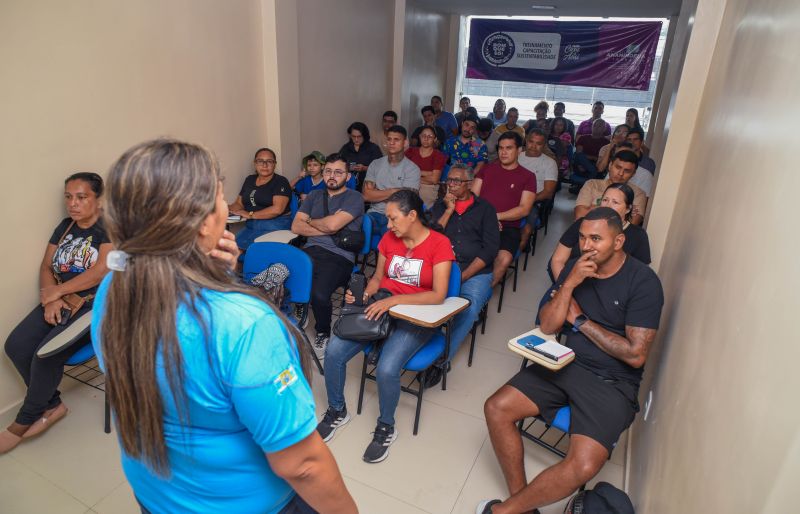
{"left": 338, "top": 122, "right": 382, "bottom": 190}
{"left": 2, "top": 173, "right": 112, "bottom": 453}
{"left": 229, "top": 147, "right": 293, "bottom": 252}
{"left": 550, "top": 183, "right": 651, "bottom": 280}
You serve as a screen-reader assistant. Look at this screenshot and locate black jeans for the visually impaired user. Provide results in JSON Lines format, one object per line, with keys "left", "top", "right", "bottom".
{"left": 4, "top": 303, "right": 92, "bottom": 425}
{"left": 304, "top": 245, "right": 354, "bottom": 335}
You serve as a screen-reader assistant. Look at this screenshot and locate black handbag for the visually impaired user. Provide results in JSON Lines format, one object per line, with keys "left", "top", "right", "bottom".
{"left": 333, "top": 288, "right": 394, "bottom": 342}
{"left": 323, "top": 192, "right": 364, "bottom": 253}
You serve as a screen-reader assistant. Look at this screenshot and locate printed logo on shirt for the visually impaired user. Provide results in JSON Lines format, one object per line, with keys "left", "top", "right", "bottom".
{"left": 273, "top": 364, "right": 298, "bottom": 394}
{"left": 52, "top": 234, "right": 99, "bottom": 274}
{"left": 387, "top": 255, "right": 423, "bottom": 287}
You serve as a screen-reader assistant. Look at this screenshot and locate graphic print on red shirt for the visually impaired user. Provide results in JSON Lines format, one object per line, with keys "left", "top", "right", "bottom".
{"left": 377, "top": 229, "right": 455, "bottom": 295}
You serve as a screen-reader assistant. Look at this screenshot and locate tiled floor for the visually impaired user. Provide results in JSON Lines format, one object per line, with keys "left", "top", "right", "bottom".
{"left": 0, "top": 193, "right": 626, "bottom": 514}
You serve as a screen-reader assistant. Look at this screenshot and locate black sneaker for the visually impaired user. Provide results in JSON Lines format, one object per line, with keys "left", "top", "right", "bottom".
{"left": 294, "top": 304, "right": 309, "bottom": 329}
{"left": 316, "top": 407, "right": 350, "bottom": 443}
{"left": 475, "top": 500, "right": 501, "bottom": 514}
{"left": 313, "top": 332, "right": 329, "bottom": 351}
{"left": 362, "top": 422, "right": 397, "bottom": 463}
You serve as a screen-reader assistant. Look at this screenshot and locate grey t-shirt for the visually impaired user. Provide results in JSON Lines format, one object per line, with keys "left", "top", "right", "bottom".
{"left": 518, "top": 154, "right": 558, "bottom": 194}
{"left": 364, "top": 155, "right": 420, "bottom": 214}
{"left": 299, "top": 188, "right": 364, "bottom": 262}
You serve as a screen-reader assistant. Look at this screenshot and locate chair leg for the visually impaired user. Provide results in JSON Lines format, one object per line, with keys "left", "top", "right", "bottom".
{"left": 523, "top": 244, "right": 530, "bottom": 271}
{"left": 301, "top": 330, "right": 324, "bottom": 376}
{"left": 104, "top": 390, "right": 111, "bottom": 434}
{"left": 468, "top": 323, "right": 477, "bottom": 367}
{"left": 413, "top": 373, "right": 424, "bottom": 435}
{"left": 531, "top": 228, "right": 538, "bottom": 256}
{"left": 497, "top": 279, "right": 505, "bottom": 313}
{"left": 512, "top": 259, "right": 519, "bottom": 292}
{"left": 481, "top": 306, "right": 487, "bottom": 334}
{"left": 357, "top": 354, "right": 368, "bottom": 415}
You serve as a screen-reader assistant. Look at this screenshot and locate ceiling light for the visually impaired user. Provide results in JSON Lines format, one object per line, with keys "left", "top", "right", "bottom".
{"left": 531, "top": 5, "right": 556, "bottom": 9}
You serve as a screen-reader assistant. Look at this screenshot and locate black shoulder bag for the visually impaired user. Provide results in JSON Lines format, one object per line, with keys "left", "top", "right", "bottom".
{"left": 323, "top": 192, "right": 365, "bottom": 253}
{"left": 333, "top": 288, "right": 394, "bottom": 343}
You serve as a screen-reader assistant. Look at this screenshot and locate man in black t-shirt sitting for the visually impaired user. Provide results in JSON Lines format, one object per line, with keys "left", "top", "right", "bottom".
{"left": 479, "top": 207, "right": 664, "bottom": 514}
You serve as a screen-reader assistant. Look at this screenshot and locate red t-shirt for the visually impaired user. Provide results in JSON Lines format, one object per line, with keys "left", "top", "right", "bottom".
{"left": 454, "top": 195, "right": 474, "bottom": 215}
{"left": 404, "top": 147, "right": 447, "bottom": 172}
{"left": 576, "top": 135, "right": 611, "bottom": 158}
{"left": 378, "top": 229, "right": 455, "bottom": 295}
{"left": 475, "top": 162, "right": 537, "bottom": 229}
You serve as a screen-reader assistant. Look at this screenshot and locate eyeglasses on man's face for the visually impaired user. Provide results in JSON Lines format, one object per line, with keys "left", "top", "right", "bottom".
{"left": 446, "top": 178, "right": 471, "bottom": 185}
{"left": 255, "top": 159, "right": 276, "bottom": 166}
{"left": 323, "top": 168, "right": 348, "bottom": 177}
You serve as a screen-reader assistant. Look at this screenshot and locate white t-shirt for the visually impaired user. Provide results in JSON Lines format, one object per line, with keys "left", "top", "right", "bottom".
{"left": 518, "top": 154, "right": 558, "bottom": 194}
{"left": 628, "top": 166, "right": 654, "bottom": 197}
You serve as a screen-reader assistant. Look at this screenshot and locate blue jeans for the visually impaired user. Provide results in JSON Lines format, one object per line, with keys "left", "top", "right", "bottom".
{"left": 571, "top": 152, "right": 600, "bottom": 188}
{"left": 235, "top": 215, "right": 292, "bottom": 252}
{"left": 324, "top": 319, "right": 433, "bottom": 426}
{"left": 448, "top": 272, "right": 493, "bottom": 359}
{"left": 367, "top": 211, "right": 388, "bottom": 239}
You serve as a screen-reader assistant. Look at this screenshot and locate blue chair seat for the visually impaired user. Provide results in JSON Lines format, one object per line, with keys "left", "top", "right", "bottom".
{"left": 404, "top": 333, "right": 445, "bottom": 371}
{"left": 65, "top": 342, "right": 95, "bottom": 366}
{"left": 550, "top": 406, "right": 571, "bottom": 433}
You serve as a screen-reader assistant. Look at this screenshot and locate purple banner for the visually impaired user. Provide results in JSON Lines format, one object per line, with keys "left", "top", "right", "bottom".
{"left": 466, "top": 19, "right": 661, "bottom": 91}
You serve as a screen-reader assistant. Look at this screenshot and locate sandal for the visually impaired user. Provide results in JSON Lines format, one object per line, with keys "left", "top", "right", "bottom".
{"left": 23, "top": 403, "right": 69, "bottom": 439}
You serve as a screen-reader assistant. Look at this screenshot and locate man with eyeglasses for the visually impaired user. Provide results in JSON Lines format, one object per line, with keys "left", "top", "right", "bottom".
{"left": 430, "top": 165, "right": 500, "bottom": 360}
{"left": 291, "top": 153, "right": 365, "bottom": 353}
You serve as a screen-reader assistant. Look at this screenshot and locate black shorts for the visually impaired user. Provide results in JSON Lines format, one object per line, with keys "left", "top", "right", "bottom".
{"left": 507, "top": 362, "right": 639, "bottom": 454}
{"left": 498, "top": 227, "right": 522, "bottom": 255}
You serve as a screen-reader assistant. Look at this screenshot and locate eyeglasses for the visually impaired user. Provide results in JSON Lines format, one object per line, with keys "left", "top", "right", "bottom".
{"left": 420, "top": 134, "right": 435, "bottom": 140}
{"left": 323, "top": 169, "right": 348, "bottom": 177}
{"left": 446, "top": 178, "right": 471, "bottom": 185}
{"left": 255, "top": 159, "right": 276, "bottom": 166}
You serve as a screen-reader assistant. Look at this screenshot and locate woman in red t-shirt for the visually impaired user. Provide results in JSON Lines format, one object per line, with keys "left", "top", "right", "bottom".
{"left": 319, "top": 190, "right": 454, "bottom": 463}
{"left": 404, "top": 126, "right": 447, "bottom": 207}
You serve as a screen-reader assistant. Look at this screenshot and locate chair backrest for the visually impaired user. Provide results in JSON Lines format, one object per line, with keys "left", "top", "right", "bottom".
{"left": 243, "top": 242, "right": 313, "bottom": 304}
{"left": 447, "top": 261, "right": 461, "bottom": 297}
{"left": 359, "top": 214, "right": 372, "bottom": 256}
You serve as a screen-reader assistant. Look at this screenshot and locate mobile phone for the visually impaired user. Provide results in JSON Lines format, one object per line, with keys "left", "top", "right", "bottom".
{"left": 59, "top": 308, "right": 72, "bottom": 326}
{"left": 349, "top": 273, "right": 366, "bottom": 306}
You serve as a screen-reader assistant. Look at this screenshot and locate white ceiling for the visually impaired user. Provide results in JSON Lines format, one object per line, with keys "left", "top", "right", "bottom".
{"left": 412, "top": 0, "right": 682, "bottom": 19}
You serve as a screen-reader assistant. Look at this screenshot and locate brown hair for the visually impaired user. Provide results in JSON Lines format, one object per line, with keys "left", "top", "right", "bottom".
{"left": 101, "top": 139, "right": 308, "bottom": 475}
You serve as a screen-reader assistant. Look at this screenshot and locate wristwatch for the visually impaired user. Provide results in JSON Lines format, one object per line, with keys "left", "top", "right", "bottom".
{"left": 572, "top": 314, "right": 588, "bottom": 332}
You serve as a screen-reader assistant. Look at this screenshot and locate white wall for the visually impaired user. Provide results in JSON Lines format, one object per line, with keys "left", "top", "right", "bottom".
{"left": 0, "top": 0, "right": 269, "bottom": 414}
{"left": 629, "top": 0, "right": 800, "bottom": 510}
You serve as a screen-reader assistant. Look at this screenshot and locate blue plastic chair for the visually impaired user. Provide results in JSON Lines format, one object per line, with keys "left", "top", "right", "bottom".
{"left": 356, "top": 262, "right": 464, "bottom": 435}
{"left": 354, "top": 214, "right": 372, "bottom": 273}
{"left": 289, "top": 193, "right": 299, "bottom": 220}
{"left": 62, "top": 340, "right": 111, "bottom": 434}
{"left": 243, "top": 242, "right": 323, "bottom": 374}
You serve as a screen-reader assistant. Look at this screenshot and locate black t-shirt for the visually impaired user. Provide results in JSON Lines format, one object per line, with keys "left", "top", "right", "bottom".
{"left": 238, "top": 174, "right": 291, "bottom": 214}
{"left": 560, "top": 218, "right": 651, "bottom": 265}
{"left": 48, "top": 217, "right": 110, "bottom": 294}
{"left": 338, "top": 141, "right": 383, "bottom": 168}
{"left": 550, "top": 256, "right": 663, "bottom": 386}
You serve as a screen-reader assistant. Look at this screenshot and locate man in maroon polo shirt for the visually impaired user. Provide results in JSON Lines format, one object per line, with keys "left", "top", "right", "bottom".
{"left": 472, "top": 131, "right": 537, "bottom": 287}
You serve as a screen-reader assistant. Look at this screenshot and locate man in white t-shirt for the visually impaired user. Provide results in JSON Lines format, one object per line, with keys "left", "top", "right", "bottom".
{"left": 518, "top": 129, "right": 558, "bottom": 250}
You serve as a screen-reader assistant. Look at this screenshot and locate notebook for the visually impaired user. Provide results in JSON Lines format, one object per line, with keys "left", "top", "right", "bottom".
{"left": 508, "top": 328, "right": 575, "bottom": 370}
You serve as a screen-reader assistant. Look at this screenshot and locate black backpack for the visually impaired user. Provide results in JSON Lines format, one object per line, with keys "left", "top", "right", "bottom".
{"left": 564, "top": 482, "right": 635, "bottom": 514}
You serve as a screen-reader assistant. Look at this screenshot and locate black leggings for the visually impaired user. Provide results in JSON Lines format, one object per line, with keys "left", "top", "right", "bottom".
{"left": 4, "top": 303, "right": 91, "bottom": 425}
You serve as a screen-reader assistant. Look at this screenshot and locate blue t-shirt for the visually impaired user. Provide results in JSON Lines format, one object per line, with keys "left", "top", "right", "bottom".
{"left": 435, "top": 111, "right": 458, "bottom": 137}
{"left": 91, "top": 275, "right": 316, "bottom": 514}
{"left": 295, "top": 175, "right": 357, "bottom": 195}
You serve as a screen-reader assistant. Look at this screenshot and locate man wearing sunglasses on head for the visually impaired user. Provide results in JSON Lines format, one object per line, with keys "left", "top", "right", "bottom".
{"left": 291, "top": 154, "right": 365, "bottom": 354}
{"left": 430, "top": 165, "right": 500, "bottom": 361}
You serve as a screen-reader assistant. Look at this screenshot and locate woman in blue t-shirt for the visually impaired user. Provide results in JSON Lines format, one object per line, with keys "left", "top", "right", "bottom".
{"left": 229, "top": 147, "right": 293, "bottom": 253}
{"left": 2, "top": 172, "right": 112, "bottom": 454}
{"left": 94, "top": 139, "right": 356, "bottom": 514}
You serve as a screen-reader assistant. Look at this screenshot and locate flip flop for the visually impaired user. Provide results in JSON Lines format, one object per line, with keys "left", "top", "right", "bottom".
{"left": 0, "top": 429, "right": 23, "bottom": 454}
{"left": 23, "top": 403, "right": 69, "bottom": 439}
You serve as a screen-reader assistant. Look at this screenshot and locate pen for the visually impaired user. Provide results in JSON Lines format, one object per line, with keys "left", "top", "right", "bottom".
{"left": 532, "top": 347, "right": 559, "bottom": 361}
